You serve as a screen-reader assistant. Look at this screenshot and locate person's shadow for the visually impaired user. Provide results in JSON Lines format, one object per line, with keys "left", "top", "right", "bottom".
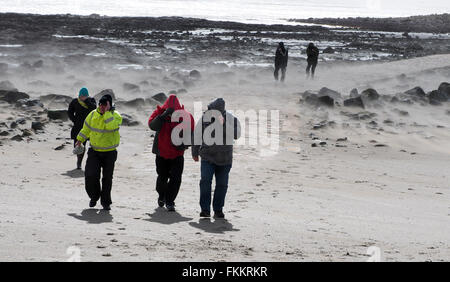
{"left": 61, "top": 169, "right": 84, "bottom": 178}
{"left": 144, "top": 208, "right": 193, "bottom": 225}
{"left": 68, "top": 209, "right": 113, "bottom": 224}
{"left": 189, "top": 218, "right": 240, "bottom": 234}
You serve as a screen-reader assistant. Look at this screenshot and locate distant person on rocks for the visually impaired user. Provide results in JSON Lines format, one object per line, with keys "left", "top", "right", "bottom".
{"left": 306, "top": 42, "right": 319, "bottom": 79}
{"left": 68, "top": 87, "right": 96, "bottom": 169}
{"left": 274, "top": 42, "right": 289, "bottom": 82}
{"left": 75, "top": 94, "right": 122, "bottom": 210}
{"left": 148, "top": 95, "right": 195, "bottom": 212}
{"left": 192, "top": 98, "right": 241, "bottom": 219}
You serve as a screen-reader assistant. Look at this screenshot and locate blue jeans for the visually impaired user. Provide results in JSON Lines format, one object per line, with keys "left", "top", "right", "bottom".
{"left": 200, "top": 160, "right": 232, "bottom": 213}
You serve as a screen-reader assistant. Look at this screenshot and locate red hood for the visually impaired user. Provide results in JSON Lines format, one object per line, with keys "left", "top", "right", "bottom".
{"left": 161, "top": 94, "right": 183, "bottom": 110}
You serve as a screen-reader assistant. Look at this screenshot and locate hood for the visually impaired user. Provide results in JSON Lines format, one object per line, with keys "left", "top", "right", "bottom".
{"left": 207, "top": 98, "right": 225, "bottom": 113}
{"left": 161, "top": 94, "right": 183, "bottom": 110}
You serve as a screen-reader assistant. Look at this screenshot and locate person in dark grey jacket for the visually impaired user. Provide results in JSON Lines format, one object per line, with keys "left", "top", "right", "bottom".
{"left": 274, "top": 42, "right": 288, "bottom": 82}
{"left": 192, "top": 98, "right": 241, "bottom": 219}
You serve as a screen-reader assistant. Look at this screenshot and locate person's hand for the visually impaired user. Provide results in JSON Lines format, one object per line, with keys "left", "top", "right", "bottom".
{"left": 161, "top": 107, "right": 175, "bottom": 118}
{"left": 193, "top": 156, "right": 199, "bottom": 162}
{"left": 75, "top": 140, "right": 82, "bottom": 147}
{"left": 99, "top": 101, "right": 111, "bottom": 114}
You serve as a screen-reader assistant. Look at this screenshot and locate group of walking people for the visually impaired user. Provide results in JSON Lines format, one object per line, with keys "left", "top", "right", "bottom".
{"left": 69, "top": 89, "right": 240, "bottom": 219}
{"left": 274, "top": 42, "right": 320, "bottom": 82}
{"left": 67, "top": 42, "right": 316, "bottom": 216}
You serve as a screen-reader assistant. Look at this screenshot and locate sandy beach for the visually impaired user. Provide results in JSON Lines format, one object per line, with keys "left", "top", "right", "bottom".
{"left": 0, "top": 13, "right": 449, "bottom": 262}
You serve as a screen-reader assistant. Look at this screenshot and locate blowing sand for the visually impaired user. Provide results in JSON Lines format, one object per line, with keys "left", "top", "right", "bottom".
{"left": 0, "top": 48, "right": 449, "bottom": 261}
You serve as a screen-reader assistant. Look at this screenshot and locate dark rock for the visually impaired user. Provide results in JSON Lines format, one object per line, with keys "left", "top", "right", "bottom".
{"left": 32, "top": 60, "right": 44, "bottom": 68}
{"left": 10, "top": 121, "right": 18, "bottom": 129}
{"left": 94, "top": 89, "right": 116, "bottom": 101}
{"left": 336, "top": 137, "right": 348, "bottom": 142}
{"left": 39, "top": 94, "right": 72, "bottom": 106}
{"left": 350, "top": 88, "right": 359, "bottom": 98}
{"left": 47, "top": 110, "right": 69, "bottom": 121}
{"left": 438, "top": 82, "right": 450, "bottom": 96}
{"left": 393, "top": 109, "right": 409, "bottom": 116}
{"left": 322, "top": 47, "right": 335, "bottom": 54}
{"left": 189, "top": 70, "right": 201, "bottom": 79}
{"left": 344, "top": 96, "right": 364, "bottom": 108}
{"left": 11, "top": 135, "right": 23, "bottom": 142}
{"left": 32, "top": 121, "right": 44, "bottom": 131}
{"left": 21, "top": 129, "right": 32, "bottom": 137}
{"left": 303, "top": 93, "right": 334, "bottom": 107}
{"left": 0, "top": 80, "right": 18, "bottom": 91}
{"left": 123, "top": 98, "right": 145, "bottom": 108}
{"left": 16, "top": 98, "right": 44, "bottom": 108}
{"left": 428, "top": 90, "right": 446, "bottom": 103}
{"left": 317, "top": 96, "right": 334, "bottom": 107}
{"left": 152, "top": 92, "right": 168, "bottom": 103}
{"left": 0, "top": 131, "right": 9, "bottom": 136}
{"left": 123, "top": 83, "right": 140, "bottom": 92}
{"left": 428, "top": 88, "right": 448, "bottom": 104}
{"left": 384, "top": 119, "right": 394, "bottom": 124}
{"left": 0, "top": 90, "right": 30, "bottom": 104}
{"left": 361, "top": 88, "right": 380, "bottom": 101}
{"left": 16, "top": 118, "right": 26, "bottom": 125}
{"left": 405, "top": 86, "right": 426, "bottom": 98}
{"left": 54, "top": 144, "right": 65, "bottom": 150}
{"left": 374, "top": 144, "right": 388, "bottom": 147}
{"left": 341, "top": 111, "right": 376, "bottom": 120}
{"left": 318, "top": 87, "right": 341, "bottom": 100}
{"left": 121, "top": 114, "right": 140, "bottom": 126}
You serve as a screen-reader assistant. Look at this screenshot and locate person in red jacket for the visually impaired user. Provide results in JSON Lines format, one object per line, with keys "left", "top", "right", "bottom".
{"left": 148, "top": 95, "right": 194, "bottom": 211}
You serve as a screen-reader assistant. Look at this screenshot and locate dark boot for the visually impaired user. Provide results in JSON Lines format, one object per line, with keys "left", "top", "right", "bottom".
{"left": 77, "top": 154, "right": 83, "bottom": 169}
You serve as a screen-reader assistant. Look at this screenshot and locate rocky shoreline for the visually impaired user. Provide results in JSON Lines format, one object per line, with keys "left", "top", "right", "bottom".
{"left": 289, "top": 14, "right": 450, "bottom": 33}
{"left": 1, "top": 12, "right": 449, "bottom": 70}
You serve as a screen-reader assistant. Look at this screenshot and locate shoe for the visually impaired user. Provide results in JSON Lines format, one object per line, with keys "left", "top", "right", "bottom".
{"left": 166, "top": 204, "right": 175, "bottom": 212}
{"left": 214, "top": 210, "right": 225, "bottom": 219}
{"left": 158, "top": 198, "right": 165, "bottom": 208}
{"left": 200, "top": 211, "right": 211, "bottom": 218}
{"left": 89, "top": 200, "right": 97, "bottom": 208}
{"left": 102, "top": 205, "right": 111, "bottom": 211}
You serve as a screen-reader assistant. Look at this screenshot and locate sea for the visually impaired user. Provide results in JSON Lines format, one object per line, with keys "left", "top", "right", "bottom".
{"left": 1, "top": 0, "right": 449, "bottom": 25}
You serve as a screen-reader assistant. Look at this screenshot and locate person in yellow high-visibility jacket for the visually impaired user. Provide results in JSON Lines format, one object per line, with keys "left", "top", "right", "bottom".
{"left": 75, "top": 94, "right": 122, "bottom": 210}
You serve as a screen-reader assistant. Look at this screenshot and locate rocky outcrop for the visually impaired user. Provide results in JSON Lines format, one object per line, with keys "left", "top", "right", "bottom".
{"left": 47, "top": 109, "right": 68, "bottom": 121}
{"left": 94, "top": 89, "right": 116, "bottom": 101}
{"left": 0, "top": 90, "right": 30, "bottom": 104}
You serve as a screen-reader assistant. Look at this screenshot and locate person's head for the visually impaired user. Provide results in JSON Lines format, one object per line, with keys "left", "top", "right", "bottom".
{"left": 78, "top": 87, "right": 89, "bottom": 101}
{"left": 207, "top": 98, "right": 225, "bottom": 114}
{"left": 99, "top": 94, "right": 113, "bottom": 111}
{"left": 308, "top": 42, "right": 315, "bottom": 48}
{"left": 278, "top": 42, "right": 284, "bottom": 48}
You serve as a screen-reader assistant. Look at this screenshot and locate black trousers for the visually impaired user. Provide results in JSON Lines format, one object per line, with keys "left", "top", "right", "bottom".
{"left": 306, "top": 61, "right": 318, "bottom": 77}
{"left": 85, "top": 148, "right": 117, "bottom": 206}
{"left": 274, "top": 65, "right": 286, "bottom": 81}
{"left": 155, "top": 155, "right": 184, "bottom": 206}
